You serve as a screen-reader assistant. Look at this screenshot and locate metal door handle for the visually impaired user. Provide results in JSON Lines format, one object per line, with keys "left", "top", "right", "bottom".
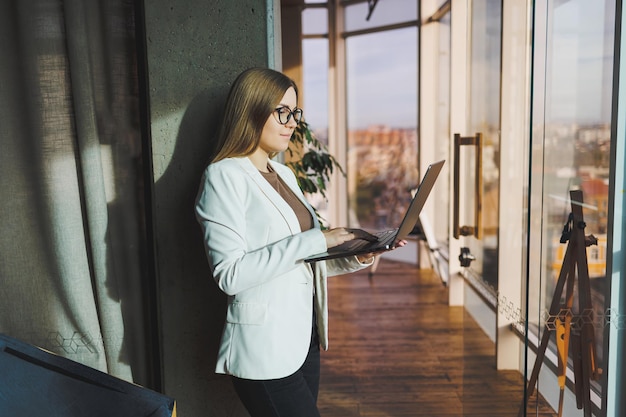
{"left": 453, "top": 132, "right": 483, "bottom": 239}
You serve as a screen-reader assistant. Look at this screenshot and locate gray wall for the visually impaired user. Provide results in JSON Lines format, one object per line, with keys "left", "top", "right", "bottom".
{"left": 142, "top": 1, "right": 274, "bottom": 415}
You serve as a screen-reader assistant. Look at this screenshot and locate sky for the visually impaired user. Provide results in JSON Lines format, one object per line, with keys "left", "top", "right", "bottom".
{"left": 303, "top": 28, "right": 418, "bottom": 130}
{"left": 302, "top": 0, "right": 418, "bottom": 130}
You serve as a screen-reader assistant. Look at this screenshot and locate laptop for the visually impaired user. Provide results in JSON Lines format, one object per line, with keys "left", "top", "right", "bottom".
{"left": 304, "top": 159, "right": 445, "bottom": 263}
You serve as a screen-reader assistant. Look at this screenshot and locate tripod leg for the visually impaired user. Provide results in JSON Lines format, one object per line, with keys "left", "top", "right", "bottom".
{"left": 517, "top": 245, "right": 575, "bottom": 417}
{"left": 573, "top": 331, "right": 594, "bottom": 417}
{"left": 556, "top": 255, "right": 577, "bottom": 417}
{"left": 556, "top": 318, "right": 566, "bottom": 417}
{"left": 571, "top": 332, "right": 583, "bottom": 409}
{"left": 569, "top": 190, "right": 598, "bottom": 416}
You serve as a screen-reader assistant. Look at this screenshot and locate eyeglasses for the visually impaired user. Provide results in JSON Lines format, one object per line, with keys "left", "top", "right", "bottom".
{"left": 273, "top": 106, "right": 303, "bottom": 125}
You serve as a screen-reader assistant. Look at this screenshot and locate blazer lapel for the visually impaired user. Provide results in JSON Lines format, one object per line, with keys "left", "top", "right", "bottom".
{"left": 269, "top": 160, "right": 321, "bottom": 230}
{"left": 234, "top": 157, "right": 306, "bottom": 234}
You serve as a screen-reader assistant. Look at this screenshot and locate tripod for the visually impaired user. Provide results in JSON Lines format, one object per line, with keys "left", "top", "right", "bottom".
{"left": 519, "top": 190, "right": 601, "bottom": 417}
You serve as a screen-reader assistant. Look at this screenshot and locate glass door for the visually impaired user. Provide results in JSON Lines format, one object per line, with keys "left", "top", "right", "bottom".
{"left": 455, "top": 0, "right": 502, "bottom": 295}
{"left": 526, "top": 0, "right": 615, "bottom": 414}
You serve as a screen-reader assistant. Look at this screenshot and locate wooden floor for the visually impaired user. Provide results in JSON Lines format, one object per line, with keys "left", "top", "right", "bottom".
{"left": 318, "top": 259, "right": 557, "bottom": 417}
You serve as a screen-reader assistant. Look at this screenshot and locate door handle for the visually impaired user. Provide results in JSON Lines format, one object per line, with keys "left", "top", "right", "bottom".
{"left": 453, "top": 132, "right": 483, "bottom": 239}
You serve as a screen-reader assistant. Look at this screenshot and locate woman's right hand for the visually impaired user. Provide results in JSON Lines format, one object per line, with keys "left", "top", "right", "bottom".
{"left": 322, "top": 227, "right": 356, "bottom": 249}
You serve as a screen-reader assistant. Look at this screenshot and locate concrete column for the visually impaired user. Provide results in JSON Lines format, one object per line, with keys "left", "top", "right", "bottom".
{"left": 142, "top": 1, "right": 272, "bottom": 415}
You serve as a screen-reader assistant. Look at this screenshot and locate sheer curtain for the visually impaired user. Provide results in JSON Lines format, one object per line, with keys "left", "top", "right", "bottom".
{"left": 0, "top": 0, "right": 154, "bottom": 386}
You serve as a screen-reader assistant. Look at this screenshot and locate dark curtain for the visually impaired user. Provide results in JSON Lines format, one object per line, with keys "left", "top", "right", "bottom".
{"left": 0, "top": 0, "right": 156, "bottom": 387}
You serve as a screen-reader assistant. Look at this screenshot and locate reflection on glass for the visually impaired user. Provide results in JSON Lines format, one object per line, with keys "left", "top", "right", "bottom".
{"left": 530, "top": 0, "right": 614, "bottom": 406}
{"left": 345, "top": 28, "right": 418, "bottom": 231}
{"left": 468, "top": 0, "right": 501, "bottom": 289}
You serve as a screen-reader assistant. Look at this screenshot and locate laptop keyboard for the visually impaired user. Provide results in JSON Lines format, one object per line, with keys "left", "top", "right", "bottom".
{"left": 373, "top": 228, "right": 398, "bottom": 248}
{"left": 339, "top": 228, "right": 398, "bottom": 251}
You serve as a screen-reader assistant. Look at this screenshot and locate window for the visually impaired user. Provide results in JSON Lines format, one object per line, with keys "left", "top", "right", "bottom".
{"left": 345, "top": 27, "right": 418, "bottom": 231}
{"left": 529, "top": 0, "right": 616, "bottom": 408}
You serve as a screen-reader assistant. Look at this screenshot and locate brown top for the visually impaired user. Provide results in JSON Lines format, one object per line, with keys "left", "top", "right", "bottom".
{"left": 260, "top": 168, "right": 314, "bottom": 232}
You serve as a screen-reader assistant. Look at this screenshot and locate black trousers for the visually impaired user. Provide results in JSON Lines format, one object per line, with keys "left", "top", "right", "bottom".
{"left": 232, "top": 315, "right": 321, "bottom": 417}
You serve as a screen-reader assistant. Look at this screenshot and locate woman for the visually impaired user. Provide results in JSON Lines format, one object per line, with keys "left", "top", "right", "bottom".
{"left": 195, "top": 67, "right": 402, "bottom": 416}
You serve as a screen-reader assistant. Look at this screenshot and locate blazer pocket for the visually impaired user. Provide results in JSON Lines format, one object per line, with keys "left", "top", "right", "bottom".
{"left": 226, "top": 302, "right": 267, "bottom": 325}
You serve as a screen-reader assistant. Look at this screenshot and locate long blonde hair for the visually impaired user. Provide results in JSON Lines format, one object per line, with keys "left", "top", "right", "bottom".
{"left": 210, "top": 68, "right": 299, "bottom": 163}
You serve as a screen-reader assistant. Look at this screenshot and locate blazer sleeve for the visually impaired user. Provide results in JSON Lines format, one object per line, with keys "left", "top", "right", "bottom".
{"left": 195, "top": 163, "right": 328, "bottom": 296}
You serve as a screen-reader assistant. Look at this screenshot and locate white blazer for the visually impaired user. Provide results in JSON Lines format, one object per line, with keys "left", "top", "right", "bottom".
{"left": 195, "top": 157, "right": 369, "bottom": 380}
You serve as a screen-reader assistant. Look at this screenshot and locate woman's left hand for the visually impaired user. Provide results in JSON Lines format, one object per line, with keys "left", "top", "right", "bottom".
{"left": 356, "top": 239, "right": 407, "bottom": 263}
